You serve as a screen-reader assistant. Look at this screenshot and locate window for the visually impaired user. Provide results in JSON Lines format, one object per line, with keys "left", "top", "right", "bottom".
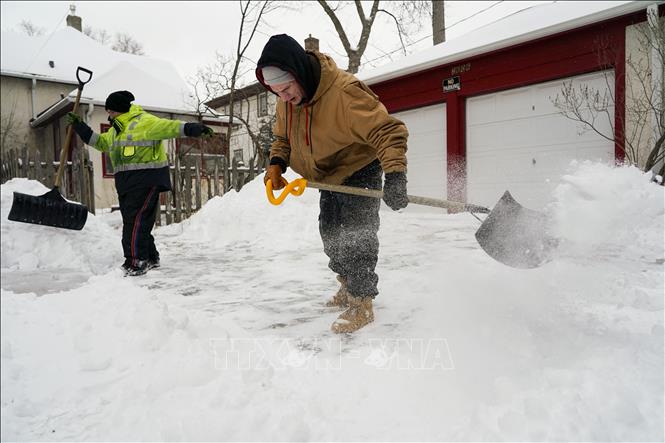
{"left": 233, "top": 148, "right": 243, "bottom": 163}
{"left": 233, "top": 100, "right": 243, "bottom": 118}
{"left": 258, "top": 92, "right": 268, "bottom": 117}
{"left": 100, "top": 123, "right": 114, "bottom": 177}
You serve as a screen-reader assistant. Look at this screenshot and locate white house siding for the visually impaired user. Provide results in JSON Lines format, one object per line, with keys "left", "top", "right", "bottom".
{"left": 218, "top": 91, "right": 277, "bottom": 165}
{"left": 0, "top": 76, "right": 74, "bottom": 155}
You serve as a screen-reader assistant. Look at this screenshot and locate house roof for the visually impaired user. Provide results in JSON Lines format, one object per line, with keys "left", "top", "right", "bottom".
{"left": 1, "top": 26, "right": 225, "bottom": 123}
{"left": 358, "top": 0, "right": 657, "bottom": 85}
{"left": 205, "top": 82, "right": 267, "bottom": 109}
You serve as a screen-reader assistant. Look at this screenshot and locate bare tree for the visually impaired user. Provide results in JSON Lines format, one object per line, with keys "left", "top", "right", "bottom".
{"left": 18, "top": 20, "right": 45, "bottom": 36}
{"left": 432, "top": 0, "right": 445, "bottom": 44}
{"left": 553, "top": 12, "right": 664, "bottom": 182}
{"left": 1, "top": 98, "right": 25, "bottom": 153}
{"left": 83, "top": 26, "right": 112, "bottom": 45}
{"left": 112, "top": 33, "right": 145, "bottom": 55}
{"left": 188, "top": 1, "right": 278, "bottom": 175}
{"left": 317, "top": 1, "right": 444, "bottom": 73}
{"left": 317, "top": 0, "right": 381, "bottom": 74}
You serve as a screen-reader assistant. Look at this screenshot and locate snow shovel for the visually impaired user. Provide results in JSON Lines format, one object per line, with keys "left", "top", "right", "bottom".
{"left": 266, "top": 178, "right": 555, "bottom": 269}
{"left": 8, "top": 66, "right": 93, "bottom": 231}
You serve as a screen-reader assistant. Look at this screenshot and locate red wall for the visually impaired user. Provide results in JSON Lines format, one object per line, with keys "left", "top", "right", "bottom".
{"left": 370, "top": 10, "right": 651, "bottom": 202}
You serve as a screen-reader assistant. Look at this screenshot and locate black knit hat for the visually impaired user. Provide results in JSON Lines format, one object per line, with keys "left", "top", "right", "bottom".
{"left": 105, "top": 90, "right": 135, "bottom": 113}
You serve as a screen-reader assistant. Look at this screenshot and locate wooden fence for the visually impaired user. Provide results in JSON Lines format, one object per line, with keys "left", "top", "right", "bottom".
{"left": 1, "top": 146, "right": 264, "bottom": 226}
{"left": 154, "top": 154, "right": 262, "bottom": 226}
{"left": 1, "top": 146, "right": 96, "bottom": 213}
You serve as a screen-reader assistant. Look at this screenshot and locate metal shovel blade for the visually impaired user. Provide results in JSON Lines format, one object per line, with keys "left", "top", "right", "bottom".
{"left": 475, "top": 191, "right": 555, "bottom": 269}
{"left": 8, "top": 187, "right": 88, "bottom": 231}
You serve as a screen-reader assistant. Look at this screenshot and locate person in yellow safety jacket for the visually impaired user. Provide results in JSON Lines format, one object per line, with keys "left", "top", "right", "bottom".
{"left": 67, "top": 90, "right": 213, "bottom": 276}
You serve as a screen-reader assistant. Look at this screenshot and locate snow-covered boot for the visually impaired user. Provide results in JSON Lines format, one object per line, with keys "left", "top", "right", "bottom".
{"left": 125, "top": 259, "right": 149, "bottom": 277}
{"left": 331, "top": 295, "right": 374, "bottom": 333}
{"left": 325, "top": 275, "right": 349, "bottom": 308}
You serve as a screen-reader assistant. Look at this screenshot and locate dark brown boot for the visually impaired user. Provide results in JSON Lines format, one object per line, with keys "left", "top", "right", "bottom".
{"left": 331, "top": 295, "right": 374, "bottom": 333}
{"left": 325, "top": 275, "right": 349, "bottom": 308}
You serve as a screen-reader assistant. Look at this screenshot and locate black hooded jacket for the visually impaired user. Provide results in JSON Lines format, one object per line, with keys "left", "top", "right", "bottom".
{"left": 256, "top": 34, "right": 321, "bottom": 104}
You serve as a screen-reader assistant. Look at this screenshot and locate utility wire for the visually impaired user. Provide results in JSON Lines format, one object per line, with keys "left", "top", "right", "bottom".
{"left": 362, "top": 0, "right": 506, "bottom": 66}
{"left": 23, "top": 10, "right": 69, "bottom": 73}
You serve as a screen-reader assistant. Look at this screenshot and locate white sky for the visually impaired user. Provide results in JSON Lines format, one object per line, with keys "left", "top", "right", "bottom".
{"left": 0, "top": 0, "right": 552, "bottom": 85}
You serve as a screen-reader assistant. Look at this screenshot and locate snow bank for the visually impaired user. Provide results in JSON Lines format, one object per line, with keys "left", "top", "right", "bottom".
{"left": 159, "top": 171, "right": 322, "bottom": 252}
{"left": 549, "top": 161, "right": 664, "bottom": 262}
{"left": 1, "top": 162, "right": 663, "bottom": 441}
{"left": 1, "top": 179, "right": 120, "bottom": 274}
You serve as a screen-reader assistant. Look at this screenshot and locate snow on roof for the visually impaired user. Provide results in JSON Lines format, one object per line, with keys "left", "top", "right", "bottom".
{"left": 1, "top": 27, "right": 194, "bottom": 113}
{"left": 358, "top": 0, "right": 655, "bottom": 85}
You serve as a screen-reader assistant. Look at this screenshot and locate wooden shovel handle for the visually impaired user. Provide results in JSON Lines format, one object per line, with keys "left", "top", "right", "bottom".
{"left": 266, "top": 178, "right": 490, "bottom": 214}
{"left": 55, "top": 67, "right": 93, "bottom": 188}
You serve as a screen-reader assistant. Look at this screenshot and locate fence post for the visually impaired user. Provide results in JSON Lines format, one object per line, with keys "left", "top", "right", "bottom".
{"left": 165, "top": 190, "right": 172, "bottom": 225}
{"left": 85, "top": 148, "right": 95, "bottom": 214}
{"left": 231, "top": 158, "right": 238, "bottom": 191}
{"left": 72, "top": 146, "right": 82, "bottom": 203}
{"left": 195, "top": 159, "right": 201, "bottom": 211}
{"left": 213, "top": 158, "right": 220, "bottom": 196}
{"left": 34, "top": 149, "right": 42, "bottom": 183}
{"left": 174, "top": 154, "right": 182, "bottom": 223}
{"left": 155, "top": 195, "right": 162, "bottom": 227}
{"left": 184, "top": 157, "right": 192, "bottom": 218}
{"left": 222, "top": 154, "right": 229, "bottom": 193}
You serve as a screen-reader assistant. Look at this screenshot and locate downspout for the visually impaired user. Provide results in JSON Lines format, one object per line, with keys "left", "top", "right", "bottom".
{"left": 647, "top": 3, "right": 663, "bottom": 175}
{"left": 85, "top": 102, "right": 94, "bottom": 123}
{"left": 31, "top": 77, "right": 37, "bottom": 119}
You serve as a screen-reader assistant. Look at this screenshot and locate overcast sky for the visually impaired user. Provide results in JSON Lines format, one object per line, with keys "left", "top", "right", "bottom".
{"left": 1, "top": 1, "right": 552, "bottom": 86}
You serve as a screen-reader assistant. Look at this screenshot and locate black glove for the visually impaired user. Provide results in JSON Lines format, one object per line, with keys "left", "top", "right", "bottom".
{"left": 383, "top": 172, "right": 408, "bottom": 210}
{"left": 184, "top": 122, "right": 214, "bottom": 138}
{"left": 66, "top": 112, "right": 92, "bottom": 144}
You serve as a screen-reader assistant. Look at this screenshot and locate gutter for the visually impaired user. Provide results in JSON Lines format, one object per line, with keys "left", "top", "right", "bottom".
{"left": 0, "top": 70, "right": 78, "bottom": 85}
{"left": 30, "top": 95, "right": 231, "bottom": 128}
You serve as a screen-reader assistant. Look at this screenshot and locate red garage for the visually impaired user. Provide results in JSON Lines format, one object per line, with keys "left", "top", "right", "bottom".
{"left": 362, "top": 1, "right": 662, "bottom": 210}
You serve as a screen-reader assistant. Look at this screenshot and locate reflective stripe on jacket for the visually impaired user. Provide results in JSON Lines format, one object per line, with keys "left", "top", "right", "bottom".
{"left": 89, "top": 104, "right": 186, "bottom": 173}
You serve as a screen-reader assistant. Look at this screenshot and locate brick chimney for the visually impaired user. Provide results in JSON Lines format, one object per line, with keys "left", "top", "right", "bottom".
{"left": 305, "top": 34, "right": 319, "bottom": 52}
{"left": 66, "top": 4, "right": 82, "bottom": 32}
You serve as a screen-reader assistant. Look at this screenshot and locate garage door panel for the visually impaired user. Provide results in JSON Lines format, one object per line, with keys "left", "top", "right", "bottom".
{"left": 392, "top": 104, "right": 447, "bottom": 212}
{"left": 467, "top": 70, "right": 615, "bottom": 209}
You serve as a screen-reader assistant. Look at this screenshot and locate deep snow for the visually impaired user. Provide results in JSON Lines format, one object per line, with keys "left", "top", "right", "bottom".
{"left": 1, "top": 162, "right": 663, "bottom": 441}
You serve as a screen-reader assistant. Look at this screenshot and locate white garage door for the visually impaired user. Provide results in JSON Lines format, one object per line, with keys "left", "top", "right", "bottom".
{"left": 391, "top": 103, "right": 447, "bottom": 212}
{"left": 466, "top": 70, "right": 615, "bottom": 210}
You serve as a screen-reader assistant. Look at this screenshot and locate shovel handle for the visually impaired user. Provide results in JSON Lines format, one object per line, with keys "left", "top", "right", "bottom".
{"left": 55, "top": 67, "right": 93, "bottom": 188}
{"left": 266, "top": 178, "right": 490, "bottom": 213}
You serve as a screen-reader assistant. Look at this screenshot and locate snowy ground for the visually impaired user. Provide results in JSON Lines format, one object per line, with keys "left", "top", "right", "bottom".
{"left": 1, "top": 162, "right": 663, "bottom": 442}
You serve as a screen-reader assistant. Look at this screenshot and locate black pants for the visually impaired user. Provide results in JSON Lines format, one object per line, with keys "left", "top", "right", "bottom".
{"left": 118, "top": 186, "right": 160, "bottom": 266}
{"left": 319, "top": 160, "right": 382, "bottom": 298}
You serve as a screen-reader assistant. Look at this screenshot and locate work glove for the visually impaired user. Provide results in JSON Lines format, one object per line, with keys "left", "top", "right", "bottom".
{"left": 66, "top": 112, "right": 92, "bottom": 144}
{"left": 66, "top": 112, "right": 83, "bottom": 126}
{"left": 184, "top": 122, "right": 214, "bottom": 138}
{"left": 383, "top": 171, "right": 409, "bottom": 210}
{"left": 264, "top": 164, "right": 286, "bottom": 190}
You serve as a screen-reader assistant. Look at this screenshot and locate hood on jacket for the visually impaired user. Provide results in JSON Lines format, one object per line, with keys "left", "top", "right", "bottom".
{"left": 256, "top": 34, "right": 319, "bottom": 103}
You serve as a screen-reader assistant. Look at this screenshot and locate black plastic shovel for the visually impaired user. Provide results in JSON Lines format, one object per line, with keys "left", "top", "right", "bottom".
{"left": 8, "top": 67, "right": 93, "bottom": 230}
{"left": 266, "top": 179, "right": 556, "bottom": 269}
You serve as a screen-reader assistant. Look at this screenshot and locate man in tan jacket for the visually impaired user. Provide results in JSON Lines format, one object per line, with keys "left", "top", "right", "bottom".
{"left": 256, "top": 34, "right": 409, "bottom": 333}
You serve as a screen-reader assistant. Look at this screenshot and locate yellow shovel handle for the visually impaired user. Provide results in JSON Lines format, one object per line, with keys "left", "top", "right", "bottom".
{"left": 266, "top": 178, "right": 308, "bottom": 205}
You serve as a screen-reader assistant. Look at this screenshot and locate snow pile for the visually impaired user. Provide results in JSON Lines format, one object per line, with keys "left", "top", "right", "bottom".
{"left": 0, "top": 178, "right": 120, "bottom": 274}
{"left": 161, "top": 171, "right": 322, "bottom": 252}
{"left": 549, "top": 161, "right": 664, "bottom": 262}
{"left": 1, "top": 162, "right": 663, "bottom": 441}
